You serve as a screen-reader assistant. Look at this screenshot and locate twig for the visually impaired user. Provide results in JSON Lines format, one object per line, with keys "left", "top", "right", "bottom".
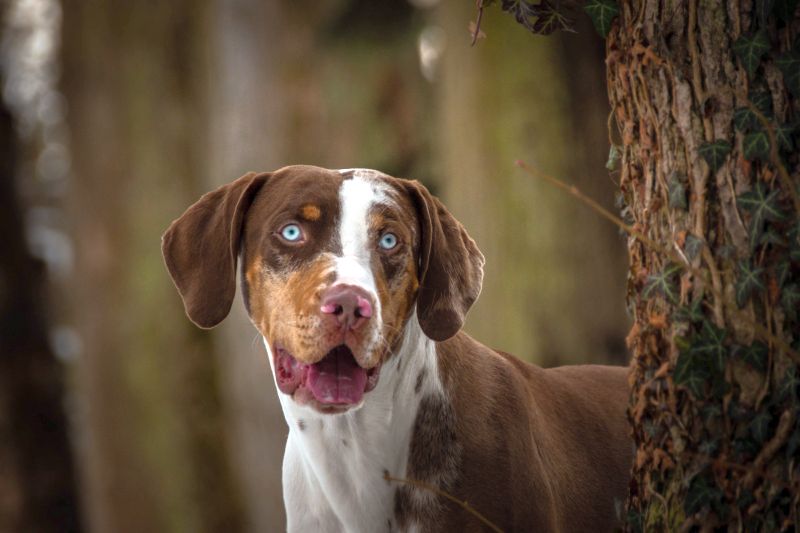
{"left": 746, "top": 101, "right": 800, "bottom": 213}
{"left": 515, "top": 160, "right": 662, "bottom": 253}
{"left": 384, "top": 473, "right": 504, "bottom": 533}
{"left": 515, "top": 159, "right": 800, "bottom": 365}
{"left": 471, "top": 0, "right": 485, "bottom": 47}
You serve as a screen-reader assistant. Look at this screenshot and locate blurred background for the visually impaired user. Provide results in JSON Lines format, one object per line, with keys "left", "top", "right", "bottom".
{"left": 0, "top": 0, "right": 629, "bottom": 531}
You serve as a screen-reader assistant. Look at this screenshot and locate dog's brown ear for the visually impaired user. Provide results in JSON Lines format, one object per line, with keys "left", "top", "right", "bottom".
{"left": 161, "top": 172, "right": 269, "bottom": 328}
{"left": 405, "top": 180, "right": 484, "bottom": 341}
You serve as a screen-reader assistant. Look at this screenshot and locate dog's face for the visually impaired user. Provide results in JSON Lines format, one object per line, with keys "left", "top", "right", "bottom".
{"left": 162, "top": 165, "right": 483, "bottom": 414}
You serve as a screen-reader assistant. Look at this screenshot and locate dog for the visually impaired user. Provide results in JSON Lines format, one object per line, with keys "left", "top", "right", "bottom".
{"left": 162, "top": 165, "right": 632, "bottom": 532}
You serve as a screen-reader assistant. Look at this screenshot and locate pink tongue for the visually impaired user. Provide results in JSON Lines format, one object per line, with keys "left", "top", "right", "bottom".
{"left": 306, "top": 347, "right": 367, "bottom": 405}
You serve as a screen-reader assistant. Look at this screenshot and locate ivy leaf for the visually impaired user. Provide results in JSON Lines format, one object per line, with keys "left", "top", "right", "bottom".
{"left": 643, "top": 263, "right": 683, "bottom": 303}
{"left": 733, "top": 30, "right": 770, "bottom": 78}
{"left": 781, "top": 283, "right": 800, "bottom": 320}
{"left": 529, "top": 1, "right": 575, "bottom": 35}
{"left": 737, "top": 181, "right": 787, "bottom": 249}
{"left": 750, "top": 86, "right": 773, "bottom": 116}
{"left": 735, "top": 260, "right": 766, "bottom": 307}
{"left": 775, "top": 122, "right": 795, "bottom": 151}
{"left": 776, "top": 52, "right": 800, "bottom": 96}
{"left": 774, "top": 0, "right": 800, "bottom": 23}
{"left": 685, "top": 474, "right": 720, "bottom": 515}
{"left": 694, "top": 321, "right": 728, "bottom": 373}
{"left": 698, "top": 140, "right": 732, "bottom": 172}
{"left": 743, "top": 130, "right": 770, "bottom": 161}
{"left": 733, "top": 341, "right": 768, "bottom": 371}
{"left": 583, "top": 0, "right": 619, "bottom": 38}
{"left": 674, "top": 297, "right": 704, "bottom": 324}
{"left": 684, "top": 234, "right": 704, "bottom": 260}
{"left": 734, "top": 107, "right": 759, "bottom": 132}
{"left": 674, "top": 349, "right": 709, "bottom": 396}
{"left": 668, "top": 174, "right": 687, "bottom": 210}
{"left": 778, "top": 367, "right": 800, "bottom": 404}
{"left": 606, "top": 144, "right": 621, "bottom": 170}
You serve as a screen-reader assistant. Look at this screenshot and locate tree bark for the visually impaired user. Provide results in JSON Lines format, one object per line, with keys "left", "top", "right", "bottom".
{"left": 607, "top": 1, "right": 800, "bottom": 529}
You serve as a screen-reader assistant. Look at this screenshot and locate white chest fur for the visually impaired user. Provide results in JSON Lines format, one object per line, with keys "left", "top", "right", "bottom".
{"left": 265, "top": 317, "right": 442, "bottom": 533}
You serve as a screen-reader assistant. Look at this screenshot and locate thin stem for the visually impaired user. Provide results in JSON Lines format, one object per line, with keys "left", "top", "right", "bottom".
{"left": 384, "top": 473, "right": 504, "bottom": 533}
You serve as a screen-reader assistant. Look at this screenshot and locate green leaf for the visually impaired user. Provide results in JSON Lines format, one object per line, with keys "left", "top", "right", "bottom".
{"left": 775, "top": 122, "right": 795, "bottom": 151}
{"left": 694, "top": 321, "right": 728, "bottom": 373}
{"left": 674, "top": 349, "right": 709, "bottom": 396}
{"left": 778, "top": 367, "right": 800, "bottom": 404}
{"left": 737, "top": 181, "right": 787, "bottom": 249}
{"left": 735, "top": 260, "right": 766, "bottom": 307}
{"left": 781, "top": 283, "right": 800, "bottom": 319}
{"left": 774, "top": 0, "right": 799, "bottom": 22}
{"left": 685, "top": 474, "right": 720, "bottom": 516}
{"left": 684, "top": 234, "right": 704, "bottom": 260}
{"left": 606, "top": 144, "right": 621, "bottom": 171}
{"left": 758, "top": 229, "right": 787, "bottom": 247}
{"left": 643, "top": 263, "right": 683, "bottom": 303}
{"left": 743, "top": 130, "right": 770, "bottom": 161}
{"left": 583, "top": 0, "right": 619, "bottom": 38}
{"left": 734, "top": 341, "right": 768, "bottom": 371}
{"left": 776, "top": 52, "right": 800, "bottom": 96}
{"left": 698, "top": 140, "right": 732, "bottom": 172}
{"left": 749, "top": 410, "right": 772, "bottom": 443}
{"left": 734, "top": 107, "right": 759, "bottom": 132}
{"left": 698, "top": 439, "right": 719, "bottom": 455}
{"left": 733, "top": 31, "right": 770, "bottom": 78}
{"left": 668, "top": 175, "right": 687, "bottom": 210}
{"left": 530, "top": 1, "right": 575, "bottom": 35}
{"left": 750, "top": 86, "right": 773, "bottom": 116}
{"left": 674, "top": 297, "right": 704, "bottom": 324}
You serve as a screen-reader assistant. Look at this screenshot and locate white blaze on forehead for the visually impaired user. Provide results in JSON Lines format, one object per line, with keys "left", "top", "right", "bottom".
{"left": 335, "top": 172, "right": 389, "bottom": 291}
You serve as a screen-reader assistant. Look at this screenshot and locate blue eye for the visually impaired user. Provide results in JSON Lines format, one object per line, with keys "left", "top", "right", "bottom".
{"left": 280, "top": 224, "right": 303, "bottom": 242}
{"left": 379, "top": 232, "right": 398, "bottom": 250}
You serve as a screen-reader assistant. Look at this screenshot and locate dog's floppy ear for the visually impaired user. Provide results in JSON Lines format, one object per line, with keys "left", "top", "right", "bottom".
{"left": 162, "top": 172, "right": 269, "bottom": 328}
{"left": 405, "top": 180, "right": 485, "bottom": 341}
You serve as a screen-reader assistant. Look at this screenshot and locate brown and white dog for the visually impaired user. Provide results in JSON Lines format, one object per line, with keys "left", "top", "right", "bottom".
{"left": 162, "top": 165, "right": 632, "bottom": 532}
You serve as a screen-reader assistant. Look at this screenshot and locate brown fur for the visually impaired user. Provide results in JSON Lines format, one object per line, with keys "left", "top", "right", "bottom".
{"left": 162, "top": 165, "right": 632, "bottom": 532}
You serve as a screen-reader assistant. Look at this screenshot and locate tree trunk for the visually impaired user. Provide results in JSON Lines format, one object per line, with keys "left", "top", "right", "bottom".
{"left": 0, "top": 90, "right": 81, "bottom": 533}
{"left": 607, "top": 1, "right": 800, "bottom": 529}
{"left": 61, "top": 2, "right": 244, "bottom": 532}
{"left": 437, "top": 0, "right": 629, "bottom": 365}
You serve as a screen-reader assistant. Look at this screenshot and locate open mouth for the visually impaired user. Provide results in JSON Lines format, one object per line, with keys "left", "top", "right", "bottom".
{"left": 274, "top": 344, "right": 381, "bottom": 409}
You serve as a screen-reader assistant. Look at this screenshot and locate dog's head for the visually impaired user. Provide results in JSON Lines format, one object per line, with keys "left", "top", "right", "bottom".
{"left": 162, "top": 165, "right": 483, "bottom": 414}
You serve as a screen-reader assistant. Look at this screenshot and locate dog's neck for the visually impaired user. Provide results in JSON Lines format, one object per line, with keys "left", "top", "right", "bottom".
{"left": 264, "top": 315, "right": 443, "bottom": 532}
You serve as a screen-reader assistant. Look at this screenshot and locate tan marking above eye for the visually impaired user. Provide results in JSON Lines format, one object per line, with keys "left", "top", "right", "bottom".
{"left": 300, "top": 203, "right": 321, "bottom": 221}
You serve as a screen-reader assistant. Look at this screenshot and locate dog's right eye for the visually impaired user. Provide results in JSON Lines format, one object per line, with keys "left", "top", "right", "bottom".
{"left": 279, "top": 223, "right": 304, "bottom": 243}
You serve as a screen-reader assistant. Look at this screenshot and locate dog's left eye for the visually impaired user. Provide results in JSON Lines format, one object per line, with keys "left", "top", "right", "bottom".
{"left": 280, "top": 223, "right": 304, "bottom": 242}
{"left": 378, "top": 232, "right": 398, "bottom": 250}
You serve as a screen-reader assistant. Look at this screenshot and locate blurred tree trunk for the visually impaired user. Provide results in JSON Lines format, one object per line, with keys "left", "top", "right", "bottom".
{"left": 606, "top": 1, "right": 800, "bottom": 529}
{"left": 207, "top": 1, "right": 289, "bottom": 530}
{"left": 0, "top": 93, "right": 81, "bottom": 533}
{"left": 436, "top": 1, "right": 629, "bottom": 365}
{"left": 61, "top": 2, "right": 243, "bottom": 532}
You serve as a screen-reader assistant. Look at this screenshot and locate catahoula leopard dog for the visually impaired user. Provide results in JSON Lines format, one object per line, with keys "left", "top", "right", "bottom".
{"left": 162, "top": 165, "right": 632, "bottom": 532}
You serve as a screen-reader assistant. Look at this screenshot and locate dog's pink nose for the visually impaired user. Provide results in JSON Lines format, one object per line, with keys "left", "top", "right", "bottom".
{"left": 320, "top": 285, "right": 374, "bottom": 331}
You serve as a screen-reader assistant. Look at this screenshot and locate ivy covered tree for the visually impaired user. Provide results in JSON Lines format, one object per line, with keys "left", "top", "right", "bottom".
{"left": 485, "top": 0, "right": 800, "bottom": 529}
